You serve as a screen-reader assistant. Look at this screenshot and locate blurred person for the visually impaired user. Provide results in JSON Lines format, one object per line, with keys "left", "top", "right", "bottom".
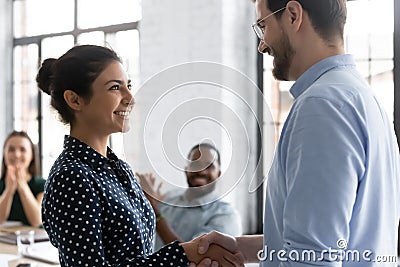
{"left": 192, "top": 0, "right": 400, "bottom": 266}
{"left": 137, "top": 143, "right": 242, "bottom": 250}
{"left": 0, "top": 130, "right": 45, "bottom": 227}
{"left": 37, "top": 44, "right": 244, "bottom": 266}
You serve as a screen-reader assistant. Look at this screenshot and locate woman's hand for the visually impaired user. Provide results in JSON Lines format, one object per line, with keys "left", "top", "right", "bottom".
{"left": 0, "top": 165, "right": 18, "bottom": 224}
{"left": 4, "top": 165, "right": 18, "bottom": 193}
{"left": 182, "top": 234, "right": 245, "bottom": 267}
{"left": 15, "top": 165, "right": 29, "bottom": 191}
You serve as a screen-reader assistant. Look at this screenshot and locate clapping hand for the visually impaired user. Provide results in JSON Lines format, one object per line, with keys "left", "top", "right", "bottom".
{"left": 136, "top": 172, "right": 165, "bottom": 207}
{"left": 4, "top": 165, "right": 18, "bottom": 193}
{"left": 14, "top": 165, "right": 28, "bottom": 189}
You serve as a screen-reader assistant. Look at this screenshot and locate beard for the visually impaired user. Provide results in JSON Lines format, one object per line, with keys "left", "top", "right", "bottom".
{"left": 270, "top": 30, "right": 295, "bottom": 81}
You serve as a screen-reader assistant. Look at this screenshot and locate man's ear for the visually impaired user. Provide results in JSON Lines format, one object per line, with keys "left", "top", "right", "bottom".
{"left": 64, "top": 90, "right": 84, "bottom": 111}
{"left": 285, "top": 0, "right": 303, "bottom": 32}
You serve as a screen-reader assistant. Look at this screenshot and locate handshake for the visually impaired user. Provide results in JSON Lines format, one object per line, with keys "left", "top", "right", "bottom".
{"left": 181, "top": 231, "right": 262, "bottom": 267}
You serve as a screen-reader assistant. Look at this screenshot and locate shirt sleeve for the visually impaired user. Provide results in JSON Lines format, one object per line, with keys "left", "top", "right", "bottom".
{"left": 280, "top": 96, "right": 365, "bottom": 266}
{"left": 42, "top": 169, "right": 190, "bottom": 267}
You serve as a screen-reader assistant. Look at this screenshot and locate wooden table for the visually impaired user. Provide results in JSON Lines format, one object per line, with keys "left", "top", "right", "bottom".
{"left": 0, "top": 224, "right": 60, "bottom": 267}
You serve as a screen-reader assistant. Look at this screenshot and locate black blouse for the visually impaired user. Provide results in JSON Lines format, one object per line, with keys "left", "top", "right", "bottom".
{"left": 42, "top": 136, "right": 190, "bottom": 266}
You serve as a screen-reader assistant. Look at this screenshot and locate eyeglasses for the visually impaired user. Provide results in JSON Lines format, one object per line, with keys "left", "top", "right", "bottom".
{"left": 251, "top": 7, "right": 286, "bottom": 40}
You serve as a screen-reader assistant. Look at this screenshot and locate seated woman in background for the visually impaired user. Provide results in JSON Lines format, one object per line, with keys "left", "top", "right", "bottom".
{"left": 0, "top": 131, "right": 45, "bottom": 227}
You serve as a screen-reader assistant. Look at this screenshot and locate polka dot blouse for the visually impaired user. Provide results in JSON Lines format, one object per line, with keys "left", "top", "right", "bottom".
{"left": 42, "top": 136, "right": 190, "bottom": 266}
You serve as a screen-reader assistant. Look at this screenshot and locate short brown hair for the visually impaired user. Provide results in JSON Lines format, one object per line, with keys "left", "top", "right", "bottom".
{"left": 266, "top": 0, "right": 347, "bottom": 43}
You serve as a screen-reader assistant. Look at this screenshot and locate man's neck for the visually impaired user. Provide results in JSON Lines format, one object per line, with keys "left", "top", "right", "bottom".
{"left": 290, "top": 44, "right": 345, "bottom": 80}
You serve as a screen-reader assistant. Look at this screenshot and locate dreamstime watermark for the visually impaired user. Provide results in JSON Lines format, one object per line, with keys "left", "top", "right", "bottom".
{"left": 257, "top": 239, "right": 398, "bottom": 263}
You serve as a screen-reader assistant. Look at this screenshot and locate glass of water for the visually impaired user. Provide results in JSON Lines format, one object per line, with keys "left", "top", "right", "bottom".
{"left": 16, "top": 230, "right": 34, "bottom": 255}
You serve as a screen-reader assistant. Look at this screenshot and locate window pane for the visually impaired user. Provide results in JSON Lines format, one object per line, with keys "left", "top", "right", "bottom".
{"left": 41, "top": 35, "right": 74, "bottom": 59}
{"left": 345, "top": 0, "right": 393, "bottom": 60}
{"left": 346, "top": 0, "right": 394, "bottom": 120}
{"left": 41, "top": 92, "right": 69, "bottom": 177}
{"left": 13, "top": 0, "right": 74, "bottom": 38}
{"left": 13, "top": 44, "right": 39, "bottom": 144}
{"left": 112, "top": 30, "right": 140, "bottom": 85}
{"left": 77, "top": 0, "right": 141, "bottom": 29}
{"left": 346, "top": 0, "right": 393, "bottom": 35}
{"left": 40, "top": 36, "right": 74, "bottom": 177}
{"left": 345, "top": 34, "right": 370, "bottom": 60}
{"left": 371, "top": 67, "right": 394, "bottom": 121}
{"left": 77, "top": 31, "right": 105, "bottom": 46}
{"left": 346, "top": 33, "right": 394, "bottom": 61}
{"left": 370, "top": 33, "right": 393, "bottom": 59}
{"left": 370, "top": 60, "right": 393, "bottom": 77}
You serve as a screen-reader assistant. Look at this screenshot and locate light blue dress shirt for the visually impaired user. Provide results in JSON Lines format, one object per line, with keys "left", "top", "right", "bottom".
{"left": 262, "top": 55, "right": 400, "bottom": 266}
{"left": 154, "top": 189, "right": 242, "bottom": 250}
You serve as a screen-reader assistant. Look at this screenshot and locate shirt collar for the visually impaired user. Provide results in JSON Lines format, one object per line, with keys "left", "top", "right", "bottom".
{"left": 289, "top": 54, "right": 356, "bottom": 99}
{"left": 63, "top": 135, "right": 118, "bottom": 169}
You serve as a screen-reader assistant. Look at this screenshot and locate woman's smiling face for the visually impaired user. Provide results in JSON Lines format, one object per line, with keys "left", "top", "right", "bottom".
{"left": 4, "top": 136, "right": 33, "bottom": 171}
{"left": 77, "top": 60, "right": 134, "bottom": 135}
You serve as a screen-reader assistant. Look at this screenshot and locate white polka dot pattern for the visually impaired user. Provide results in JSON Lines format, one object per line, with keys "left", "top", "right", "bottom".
{"left": 42, "top": 136, "right": 190, "bottom": 266}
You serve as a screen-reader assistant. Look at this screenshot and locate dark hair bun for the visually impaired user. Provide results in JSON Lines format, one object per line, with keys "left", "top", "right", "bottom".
{"left": 36, "top": 58, "right": 57, "bottom": 95}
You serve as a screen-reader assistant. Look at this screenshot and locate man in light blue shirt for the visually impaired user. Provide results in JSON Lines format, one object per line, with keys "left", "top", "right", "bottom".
{"left": 194, "top": 0, "right": 400, "bottom": 266}
{"left": 258, "top": 53, "right": 399, "bottom": 266}
{"left": 138, "top": 143, "right": 242, "bottom": 250}
{"left": 153, "top": 184, "right": 242, "bottom": 250}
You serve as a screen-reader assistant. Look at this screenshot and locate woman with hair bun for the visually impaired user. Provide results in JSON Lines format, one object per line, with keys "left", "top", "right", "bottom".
{"left": 37, "top": 45, "right": 242, "bottom": 267}
{"left": 0, "top": 130, "right": 45, "bottom": 227}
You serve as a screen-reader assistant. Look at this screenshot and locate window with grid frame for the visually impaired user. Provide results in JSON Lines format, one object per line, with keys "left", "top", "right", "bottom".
{"left": 12, "top": 0, "right": 142, "bottom": 177}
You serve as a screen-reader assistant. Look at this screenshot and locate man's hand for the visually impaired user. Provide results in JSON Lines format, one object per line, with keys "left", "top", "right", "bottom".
{"left": 188, "top": 232, "right": 265, "bottom": 266}
{"left": 197, "top": 231, "right": 239, "bottom": 255}
{"left": 136, "top": 172, "right": 165, "bottom": 207}
{"left": 182, "top": 234, "right": 244, "bottom": 267}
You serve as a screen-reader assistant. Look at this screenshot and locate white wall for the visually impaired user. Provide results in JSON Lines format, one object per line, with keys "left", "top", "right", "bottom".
{"left": 126, "top": 0, "right": 264, "bottom": 233}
